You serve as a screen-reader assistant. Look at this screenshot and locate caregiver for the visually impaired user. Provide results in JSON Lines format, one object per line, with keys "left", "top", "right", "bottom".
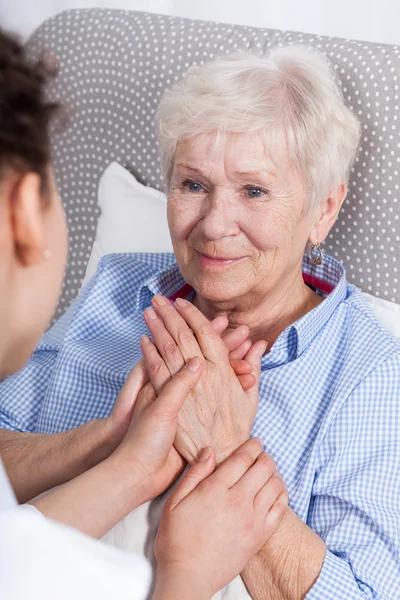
{"left": 0, "top": 30, "right": 288, "bottom": 600}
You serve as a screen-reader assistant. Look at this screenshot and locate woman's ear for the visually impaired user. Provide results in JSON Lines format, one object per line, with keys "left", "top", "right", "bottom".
{"left": 11, "top": 172, "right": 46, "bottom": 266}
{"left": 309, "top": 183, "right": 347, "bottom": 246}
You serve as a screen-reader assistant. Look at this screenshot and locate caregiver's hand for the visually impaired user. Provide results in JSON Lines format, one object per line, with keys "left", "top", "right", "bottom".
{"left": 153, "top": 438, "right": 288, "bottom": 600}
{"left": 144, "top": 295, "right": 266, "bottom": 465}
{"left": 32, "top": 357, "right": 203, "bottom": 539}
{"left": 111, "top": 356, "right": 203, "bottom": 505}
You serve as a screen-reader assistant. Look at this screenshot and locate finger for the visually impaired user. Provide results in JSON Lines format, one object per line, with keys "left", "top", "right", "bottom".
{"left": 174, "top": 298, "right": 225, "bottom": 360}
{"left": 112, "top": 359, "right": 150, "bottom": 423}
{"left": 144, "top": 307, "right": 186, "bottom": 377}
{"left": 234, "top": 452, "right": 277, "bottom": 497}
{"left": 230, "top": 359, "right": 255, "bottom": 390}
{"left": 230, "top": 359, "right": 253, "bottom": 376}
{"left": 222, "top": 325, "right": 250, "bottom": 353}
{"left": 212, "top": 438, "right": 264, "bottom": 488}
{"left": 244, "top": 341, "right": 267, "bottom": 404}
{"left": 141, "top": 334, "right": 171, "bottom": 395}
{"left": 168, "top": 447, "right": 216, "bottom": 510}
{"left": 237, "top": 373, "right": 257, "bottom": 392}
{"left": 245, "top": 340, "right": 267, "bottom": 378}
{"left": 228, "top": 339, "right": 252, "bottom": 360}
{"left": 264, "top": 491, "right": 289, "bottom": 537}
{"left": 211, "top": 315, "right": 229, "bottom": 335}
{"left": 151, "top": 356, "right": 203, "bottom": 423}
{"left": 254, "top": 473, "right": 287, "bottom": 514}
{"left": 134, "top": 380, "right": 157, "bottom": 411}
{"left": 151, "top": 295, "right": 203, "bottom": 362}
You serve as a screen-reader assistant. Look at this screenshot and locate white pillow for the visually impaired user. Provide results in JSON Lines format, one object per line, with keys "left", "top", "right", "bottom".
{"left": 84, "top": 162, "right": 400, "bottom": 343}
{"left": 82, "top": 161, "right": 173, "bottom": 285}
{"left": 363, "top": 292, "right": 400, "bottom": 342}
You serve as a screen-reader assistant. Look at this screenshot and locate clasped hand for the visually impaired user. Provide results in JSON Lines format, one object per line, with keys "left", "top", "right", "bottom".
{"left": 142, "top": 294, "right": 267, "bottom": 466}
{"left": 108, "top": 296, "right": 288, "bottom": 596}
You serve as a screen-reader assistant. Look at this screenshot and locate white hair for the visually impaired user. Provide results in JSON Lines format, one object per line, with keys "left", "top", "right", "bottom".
{"left": 156, "top": 45, "right": 361, "bottom": 208}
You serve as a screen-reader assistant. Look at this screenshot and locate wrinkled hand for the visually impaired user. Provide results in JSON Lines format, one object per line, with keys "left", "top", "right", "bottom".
{"left": 107, "top": 314, "right": 254, "bottom": 449}
{"left": 111, "top": 356, "right": 203, "bottom": 504}
{"left": 143, "top": 295, "right": 267, "bottom": 465}
{"left": 154, "top": 439, "right": 288, "bottom": 598}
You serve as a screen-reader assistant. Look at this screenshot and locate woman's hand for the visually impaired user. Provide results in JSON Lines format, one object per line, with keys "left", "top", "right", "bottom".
{"left": 106, "top": 315, "right": 255, "bottom": 451}
{"left": 111, "top": 356, "right": 203, "bottom": 505}
{"left": 153, "top": 438, "right": 288, "bottom": 600}
{"left": 143, "top": 295, "right": 266, "bottom": 465}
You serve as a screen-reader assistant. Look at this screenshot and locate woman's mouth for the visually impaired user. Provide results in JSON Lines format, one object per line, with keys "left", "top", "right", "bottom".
{"left": 197, "top": 252, "right": 247, "bottom": 268}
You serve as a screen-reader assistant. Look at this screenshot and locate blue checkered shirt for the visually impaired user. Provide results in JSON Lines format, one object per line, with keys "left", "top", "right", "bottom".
{"left": 0, "top": 252, "right": 399, "bottom": 598}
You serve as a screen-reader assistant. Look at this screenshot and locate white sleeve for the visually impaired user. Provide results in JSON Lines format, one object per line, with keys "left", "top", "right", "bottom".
{"left": 0, "top": 462, "right": 151, "bottom": 600}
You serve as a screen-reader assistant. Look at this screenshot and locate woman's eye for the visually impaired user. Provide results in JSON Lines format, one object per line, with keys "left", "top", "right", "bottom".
{"left": 183, "top": 180, "right": 204, "bottom": 193}
{"left": 246, "top": 186, "right": 267, "bottom": 198}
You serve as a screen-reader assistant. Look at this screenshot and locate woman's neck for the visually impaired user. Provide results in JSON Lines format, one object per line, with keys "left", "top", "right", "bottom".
{"left": 193, "top": 272, "right": 323, "bottom": 351}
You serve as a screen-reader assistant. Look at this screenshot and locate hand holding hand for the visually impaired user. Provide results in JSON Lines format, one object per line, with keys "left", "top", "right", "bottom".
{"left": 143, "top": 295, "right": 266, "bottom": 465}
{"left": 111, "top": 355, "right": 203, "bottom": 505}
{"left": 107, "top": 312, "right": 255, "bottom": 451}
{"left": 153, "top": 438, "right": 288, "bottom": 599}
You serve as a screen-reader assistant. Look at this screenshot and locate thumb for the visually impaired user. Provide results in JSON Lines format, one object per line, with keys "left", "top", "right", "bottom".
{"left": 211, "top": 315, "right": 229, "bottom": 335}
{"left": 168, "top": 447, "right": 216, "bottom": 509}
{"left": 112, "top": 359, "right": 150, "bottom": 422}
{"left": 152, "top": 356, "right": 203, "bottom": 421}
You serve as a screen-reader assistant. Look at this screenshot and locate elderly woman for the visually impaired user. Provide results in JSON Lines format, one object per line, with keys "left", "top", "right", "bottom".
{"left": 1, "top": 45, "right": 399, "bottom": 598}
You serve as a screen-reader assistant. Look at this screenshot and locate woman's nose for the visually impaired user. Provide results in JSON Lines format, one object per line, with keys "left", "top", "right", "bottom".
{"left": 200, "top": 192, "right": 241, "bottom": 240}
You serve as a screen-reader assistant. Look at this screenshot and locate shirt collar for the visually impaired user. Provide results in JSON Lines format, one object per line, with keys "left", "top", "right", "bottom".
{"left": 292, "top": 254, "right": 348, "bottom": 357}
{"left": 137, "top": 253, "right": 348, "bottom": 362}
{"left": 135, "top": 261, "right": 188, "bottom": 313}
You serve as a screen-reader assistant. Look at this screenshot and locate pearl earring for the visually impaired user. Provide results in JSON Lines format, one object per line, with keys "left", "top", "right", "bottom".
{"left": 43, "top": 249, "right": 52, "bottom": 260}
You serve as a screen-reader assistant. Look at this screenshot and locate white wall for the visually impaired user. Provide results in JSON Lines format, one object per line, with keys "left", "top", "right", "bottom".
{"left": 0, "top": 0, "right": 399, "bottom": 45}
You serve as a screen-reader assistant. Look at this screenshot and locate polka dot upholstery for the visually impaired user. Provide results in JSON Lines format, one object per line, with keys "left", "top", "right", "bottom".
{"left": 26, "top": 8, "right": 400, "bottom": 318}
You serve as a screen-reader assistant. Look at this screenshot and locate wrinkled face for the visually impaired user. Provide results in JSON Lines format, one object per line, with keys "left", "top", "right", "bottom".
{"left": 167, "top": 132, "right": 315, "bottom": 306}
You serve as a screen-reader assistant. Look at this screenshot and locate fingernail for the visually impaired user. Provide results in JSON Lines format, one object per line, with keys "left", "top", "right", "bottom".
{"left": 141, "top": 334, "right": 150, "bottom": 344}
{"left": 153, "top": 295, "right": 166, "bottom": 305}
{"left": 145, "top": 307, "right": 158, "bottom": 320}
{"left": 254, "top": 437, "right": 264, "bottom": 448}
{"left": 175, "top": 297, "right": 189, "bottom": 308}
{"left": 258, "top": 342, "right": 267, "bottom": 357}
{"left": 187, "top": 356, "right": 201, "bottom": 372}
{"left": 199, "top": 447, "right": 212, "bottom": 461}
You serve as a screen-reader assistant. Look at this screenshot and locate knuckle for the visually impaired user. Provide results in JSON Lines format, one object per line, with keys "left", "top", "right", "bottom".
{"left": 259, "top": 453, "right": 276, "bottom": 474}
{"left": 146, "top": 345, "right": 158, "bottom": 357}
{"left": 269, "top": 473, "right": 285, "bottom": 496}
{"left": 237, "top": 450, "right": 254, "bottom": 468}
{"left": 151, "top": 319, "right": 164, "bottom": 331}
{"left": 178, "top": 329, "right": 193, "bottom": 343}
{"left": 247, "top": 438, "right": 263, "bottom": 452}
{"left": 150, "top": 361, "right": 164, "bottom": 375}
{"left": 163, "top": 340, "right": 178, "bottom": 355}
{"left": 199, "top": 325, "right": 213, "bottom": 337}
{"left": 275, "top": 493, "right": 289, "bottom": 517}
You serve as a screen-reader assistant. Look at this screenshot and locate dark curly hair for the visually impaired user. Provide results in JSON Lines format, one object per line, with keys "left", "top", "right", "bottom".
{"left": 0, "top": 29, "right": 60, "bottom": 196}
